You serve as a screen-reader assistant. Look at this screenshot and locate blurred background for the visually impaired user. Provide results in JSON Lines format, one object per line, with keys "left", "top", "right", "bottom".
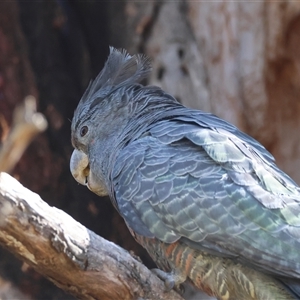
{"left": 1, "top": 0, "right": 300, "bottom": 299}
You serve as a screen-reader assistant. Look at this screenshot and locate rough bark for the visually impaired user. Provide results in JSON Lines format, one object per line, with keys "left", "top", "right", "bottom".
{"left": 0, "top": 172, "right": 183, "bottom": 300}
{"left": 186, "top": 1, "right": 300, "bottom": 172}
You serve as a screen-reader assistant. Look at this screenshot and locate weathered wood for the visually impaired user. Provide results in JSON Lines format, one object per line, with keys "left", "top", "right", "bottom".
{"left": 0, "top": 96, "right": 47, "bottom": 173}
{"left": 0, "top": 172, "right": 183, "bottom": 300}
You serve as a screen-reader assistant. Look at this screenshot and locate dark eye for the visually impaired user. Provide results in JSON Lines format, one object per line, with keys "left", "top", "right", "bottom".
{"left": 80, "top": 126, "right": 88, "bottom": 137}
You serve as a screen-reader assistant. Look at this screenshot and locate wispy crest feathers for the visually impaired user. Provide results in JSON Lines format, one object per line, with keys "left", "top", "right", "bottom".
{"left": 81, "top": 47, "right": 152, "bottom": 104}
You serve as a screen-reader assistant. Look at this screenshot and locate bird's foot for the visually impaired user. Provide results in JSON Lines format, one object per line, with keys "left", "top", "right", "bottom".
{"left": 152, "top": 268, "right": 186, "bottom": 294}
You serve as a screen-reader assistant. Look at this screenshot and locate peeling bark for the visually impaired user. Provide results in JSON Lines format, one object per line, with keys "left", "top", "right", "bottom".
{"left": 0, "top": 172, "right": 183, "bottom": 300}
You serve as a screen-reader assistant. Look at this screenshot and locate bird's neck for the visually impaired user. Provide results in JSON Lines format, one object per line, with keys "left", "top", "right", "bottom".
{"left": 89, "top": 87, "right": 184, "bottom": 197}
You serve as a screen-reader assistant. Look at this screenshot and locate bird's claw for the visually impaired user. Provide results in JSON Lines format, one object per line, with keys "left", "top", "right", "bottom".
{"left": 151, "top": 268, "right": 186, "bottom": 294}
{"left": 152, "top": 268, "right": 175, "bottom": 291}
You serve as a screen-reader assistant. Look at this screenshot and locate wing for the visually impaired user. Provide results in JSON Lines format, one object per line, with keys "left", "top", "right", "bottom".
{"left": 112, "top": 114, "right": 300, "bottom": 280}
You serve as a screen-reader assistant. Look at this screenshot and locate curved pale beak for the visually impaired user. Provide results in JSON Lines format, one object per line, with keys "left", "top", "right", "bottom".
{"left": 70, "top": 149, "right": 90, "bottom": 186}
{"left": 70, "top": 149, "right": 108, "bottom": 196}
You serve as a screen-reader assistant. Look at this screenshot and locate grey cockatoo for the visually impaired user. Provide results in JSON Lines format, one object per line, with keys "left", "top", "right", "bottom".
{"left": 70, "top": 47, "right": 300, "bottom": 299}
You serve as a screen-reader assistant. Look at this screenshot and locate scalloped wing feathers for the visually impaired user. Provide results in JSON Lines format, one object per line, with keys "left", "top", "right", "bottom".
{"left": 113, "top": 118, "right": 300, "bottom": 280}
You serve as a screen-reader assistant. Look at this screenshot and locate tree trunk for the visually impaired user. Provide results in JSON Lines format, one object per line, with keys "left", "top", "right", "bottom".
{"left": 0, "top": 1, "right": 300, "bottom": 299}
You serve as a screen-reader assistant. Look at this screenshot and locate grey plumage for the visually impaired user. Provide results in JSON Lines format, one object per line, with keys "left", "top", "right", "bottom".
{"left": 71, "top": 47, "right": 300, "bottom": 299}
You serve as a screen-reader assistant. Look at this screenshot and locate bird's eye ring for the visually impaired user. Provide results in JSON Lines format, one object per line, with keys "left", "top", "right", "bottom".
{"left": 80, "top": 126, "right": 89, "bottom": 137}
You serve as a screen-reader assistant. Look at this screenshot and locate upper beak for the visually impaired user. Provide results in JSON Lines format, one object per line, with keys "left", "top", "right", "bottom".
{"left": 70, "top": 149, "right": 90, "bottom": 186}
{"left": 70, "top": 149, "right": 108, "bottom": 196}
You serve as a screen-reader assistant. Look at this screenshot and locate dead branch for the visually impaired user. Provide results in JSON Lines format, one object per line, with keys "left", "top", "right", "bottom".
{"left": 0, "top": 96, "right": 47, "bottom": 173}
{"left": 0, "top": 172, "right": 183, "bottom": 300}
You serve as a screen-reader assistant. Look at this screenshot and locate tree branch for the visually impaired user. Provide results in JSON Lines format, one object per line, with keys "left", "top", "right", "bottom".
{"left": 0, "top": 96, "right": 47, "bottom": 173}
{"left": 0, "top": 172, "right": 183, "bottom": 300}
